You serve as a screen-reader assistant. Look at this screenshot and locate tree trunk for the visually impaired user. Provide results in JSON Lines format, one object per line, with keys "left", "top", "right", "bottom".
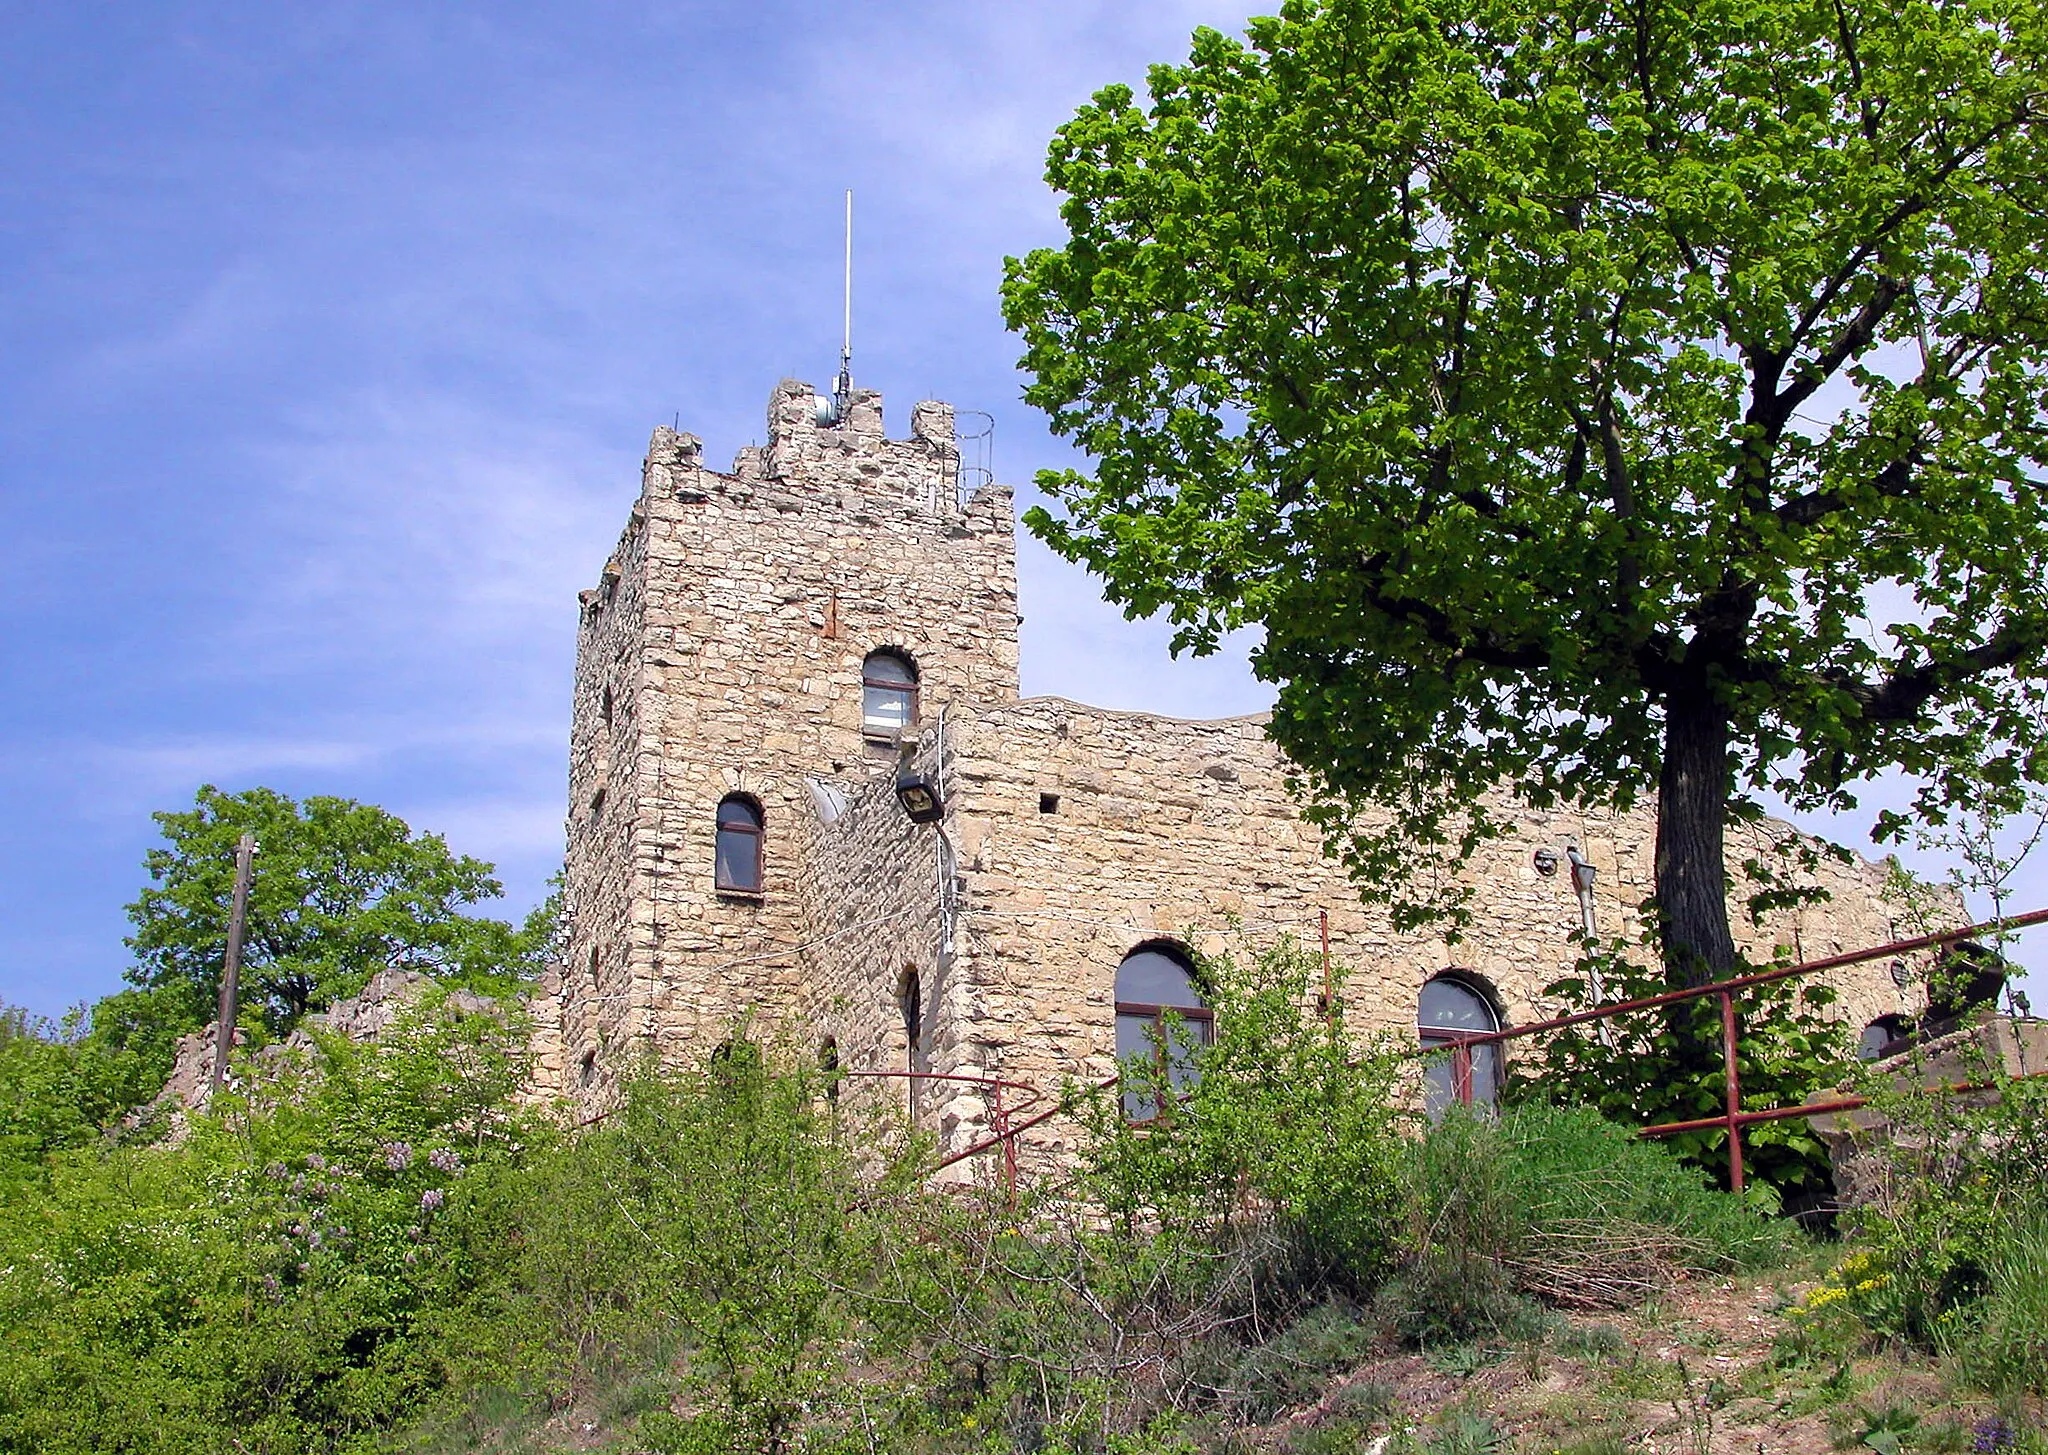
{"left": 1655, "top": 680, "right": 1739, "bottom": 990}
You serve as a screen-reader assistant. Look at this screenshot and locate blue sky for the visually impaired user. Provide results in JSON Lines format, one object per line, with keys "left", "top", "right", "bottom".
{"left": 1, "top": 1, "right": 2038, "bottom": 1020}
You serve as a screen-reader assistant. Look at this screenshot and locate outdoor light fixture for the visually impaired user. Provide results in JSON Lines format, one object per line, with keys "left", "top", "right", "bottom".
{"left": 1532, "top": 847, "right": 1560, "bottom": 877}
{"left": 895, "top": 766, "right": 945, "bottom": 824}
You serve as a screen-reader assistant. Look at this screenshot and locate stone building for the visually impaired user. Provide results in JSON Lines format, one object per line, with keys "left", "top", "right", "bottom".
{"left": 534, "top": 379, "right": 1927, "bottom": 1169}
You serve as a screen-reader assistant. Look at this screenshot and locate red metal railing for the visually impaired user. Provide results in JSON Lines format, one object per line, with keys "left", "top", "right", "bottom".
{"left": 1413, "top": 907, "right": 2048, "bottom": 1192}
{"left": 836, "top": 1068, "right": 1052, "bottom": 1201}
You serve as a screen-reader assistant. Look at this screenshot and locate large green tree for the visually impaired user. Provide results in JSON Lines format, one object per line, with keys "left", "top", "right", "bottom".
{"left": 1004, "top": 0, "right": 2048, "bottom": 984}
{"left": 125, "top": 785, "right": 554, "bottom": 1033}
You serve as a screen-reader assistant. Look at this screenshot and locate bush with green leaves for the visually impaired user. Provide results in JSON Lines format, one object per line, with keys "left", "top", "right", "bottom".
{"left": 0, "top": 996, "right": 180, "bottom": 1187}
{"left": 890, "top": 941, "right": 1408, "bottom": 1446}
{"left": 1386, "top": 1103, "right": 1787, "bottom": 1345}
{"left": 543, "top": 1041, "right": 926, "bottom": 1455}
{"left": 1078, "top": 937, "right": 1406, "bottom": 1300}
{"left": 0, "top": 988, "right": 535, "bottom": 1455}
{"left": 1803, "top": 1057, "right": 2048, "bottom": 1379}
{"left": 1507, "top": 953, "right": 1856, "bottom": 1209}
{"left": 1940, "top": 1212, "right": 2048, "bottom": 1402}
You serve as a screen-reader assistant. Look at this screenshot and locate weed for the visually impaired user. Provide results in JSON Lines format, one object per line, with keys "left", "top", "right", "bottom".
{"left": 1606, "top": 1347, "right": 1679, "bottom": 1400}
{"left": 1835, "top": 1398, "right": 1922, "bottom": 1455}
{"left": 1392, "top": 1408, "right": 1504, "bottom": 1455}
{"left": 1551, "top": 1437, "right": 1632, "bottom": 1455}
{"left": 1288, "top": 1416, "right": 1384, "bottom": 1455}
{"left": 1554, "top": 1322, "right": 1628, "bottom": 1362}
{"left": 1670, "top": 1356, "right": 1716, "bottom": 1455}
{"left": 1197, "top": 1300, "right": 1382, "bottom": 1422}
{"left": 1780, "top": 1361, "right": 1866, "bottom": 1420}
{"left": 1427, "top": 1343, "right": 1506, "bottom": 1379}
{"left": 1326, "top": 1379, "right": 1398, "bottom": 1424}
{"left": 1940, "top": 1215, "right": 2048, "bottom": 1400}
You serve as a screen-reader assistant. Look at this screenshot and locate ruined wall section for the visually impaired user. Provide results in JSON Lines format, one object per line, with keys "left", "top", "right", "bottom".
{"left": 935, "top": 698, "right": 1927, "bottom": 1171}
{"left": 551, "top": 489, "right": 655, "bottom": 1109}
{"left": 790, "top": 728, "right": 960, "bottom": 1139}
{"left": 553, "top": 382, "right": 1019, "bottom": 1111}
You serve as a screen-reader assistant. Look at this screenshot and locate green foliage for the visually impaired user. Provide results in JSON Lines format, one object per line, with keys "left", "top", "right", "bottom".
{"left": 888, "top": 943, "right": 1410, "bottom": 1447}
{"left": 1818, "top": 1067, "right": 2048, "bottom": 1352}
{"left": 1388, "top": 1104, "right": 1785, "bottom": 1344}
{"left": 0, "top": 988, "right": 535, "bottom": 1455}
{"left": 1195, "top": 1301, "right": 1381, "bottom": 1423}
{"left": 125, "top": 784, "right": 552, "bottom": 1035}
{"left": 559, "top": 1042, "right": 920, "bottom": 1455}
{"left": 1080, "top": 937, "right": 1407, "bottom": 1299}
{"left": 1508, "top": 954, "right": 1856, "bottom": 1206}
{"left": 1941, "top": 1213, "right": 2048, "bottom": 1400}
{"left": 1003, "top": 0, "right": 2048, "bottom": 983}
{"left": 0, "top": 997, "right": 175, "bottom": 1184}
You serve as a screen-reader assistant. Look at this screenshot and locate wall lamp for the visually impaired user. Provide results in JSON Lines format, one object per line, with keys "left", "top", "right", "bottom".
{"left": 895, "top": 765, "right": 945, "bottom": 824}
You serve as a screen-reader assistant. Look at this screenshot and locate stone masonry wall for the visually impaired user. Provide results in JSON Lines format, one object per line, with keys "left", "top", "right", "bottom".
{"left": 554, "top": 491, "right": 653, "bottom": 1107}
{"left": 819, "top": 699, "right": 1931, "bottom": 1173}
{"left": 792, "top": 728, "right": 956, "bottom": 1137}
{"left": 547, "top": 382, "right": 1018, "bottom": 1116}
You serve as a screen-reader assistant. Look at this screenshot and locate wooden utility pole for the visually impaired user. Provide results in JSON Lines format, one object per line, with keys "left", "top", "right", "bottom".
{"left": 211, "top": 833, "right": 256, "bottom": 1097}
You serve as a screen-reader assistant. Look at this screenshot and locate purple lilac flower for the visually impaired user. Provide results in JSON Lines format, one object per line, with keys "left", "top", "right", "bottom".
{"left": 381, "top": 1141, "right": 414, "bottom": 1171}
{"left": 1973, "top": 1418, "right": 2016, "bottom": 1454}
{"left": 426, "top": 1147, "right": 461, "bottom": 1174}
{"left": 304, "top": 1153, "right": 326, "bottom": 1171}
{"left": 419, "top": 1188, "right": 445, "bottom": 1213}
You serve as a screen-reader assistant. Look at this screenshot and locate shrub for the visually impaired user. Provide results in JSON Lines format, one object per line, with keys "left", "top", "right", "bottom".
{"left": 0, "top": 988, "right": 536, "bottom": 1455}
{"left": 1940, "top": 1213, "right": 2048, "bottom": 1401}
{"left": 1389, "top": 1103, "right": 1786, "bottom": 1343}
{"left": 1508, "top": 952, "right": 1856, "bottom": 1209}
{"left": 1827, "top": 1060, "right": 2048, "bottom": 1348}
{"left": 1077, "top": 937, "right": 1408, "bottom": 1301}
{"left": 1193, "top": 1300, "right": 1381, "bottom": 1423}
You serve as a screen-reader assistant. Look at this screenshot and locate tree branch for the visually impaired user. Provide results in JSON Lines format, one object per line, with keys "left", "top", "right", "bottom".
{"left": 1838, "top": 618, "right": 2048, "bottom": 724}
{"left": 1772, "top": 449, "right": 1921, "bottom": 529}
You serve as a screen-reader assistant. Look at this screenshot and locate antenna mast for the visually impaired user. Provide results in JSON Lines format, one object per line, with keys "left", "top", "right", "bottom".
{"left": 834, "top": 189, "right": 853, "bottom": 413}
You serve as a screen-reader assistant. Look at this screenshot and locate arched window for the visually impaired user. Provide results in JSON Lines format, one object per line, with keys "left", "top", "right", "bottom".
{"left": 1859, "top": 1015, "right": 1912, "bottom": 1061}
{"left": 714, "top": 795, "right": 764, "bottom": 894}
{"left": 898, "top": 969, "right": 922, "bottom": 1058}
{"left": 819, "top": 1037, "right": 840, "bottom": 1111}
{"left": 862, "top": 650, "right": 919, "bottom": 739}
{"left": 898, "top": 969, "right": 923, "bottom": 1118}
{"left": 1115, "top": 943, "right": 1211, "bottom": 1121}
{"left": 1419, "top": 974, "right": 1504, "bottom": 1117}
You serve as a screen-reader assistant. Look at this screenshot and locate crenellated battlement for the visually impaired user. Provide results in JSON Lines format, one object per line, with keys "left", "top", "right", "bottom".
{"left": 622, "top": 380, "right": 979, "bottom": 521}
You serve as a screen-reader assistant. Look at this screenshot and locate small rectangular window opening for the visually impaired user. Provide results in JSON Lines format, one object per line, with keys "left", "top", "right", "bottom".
{"left": 1039, "top": 792, "right": 1060, "bottom": 814}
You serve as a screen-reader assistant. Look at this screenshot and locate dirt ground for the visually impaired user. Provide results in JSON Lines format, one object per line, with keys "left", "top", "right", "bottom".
{"left": 1268, "top": 1267, "right": 2009, "bottom": 1454}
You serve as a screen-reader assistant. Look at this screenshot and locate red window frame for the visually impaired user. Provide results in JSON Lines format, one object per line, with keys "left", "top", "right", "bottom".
{"left": 861, "top": 652, "right": 920, "bottom": 740}
{"left": 714, "top": 796, "right": 764, "bottom": 895}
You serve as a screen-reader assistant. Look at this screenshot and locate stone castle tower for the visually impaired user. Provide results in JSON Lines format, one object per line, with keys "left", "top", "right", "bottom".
{"left": 540, "top": 379, "right": 1929, "bottom": 1162}
{"left": 550, "top": 380, "right": 1018, "bottom": 1110}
